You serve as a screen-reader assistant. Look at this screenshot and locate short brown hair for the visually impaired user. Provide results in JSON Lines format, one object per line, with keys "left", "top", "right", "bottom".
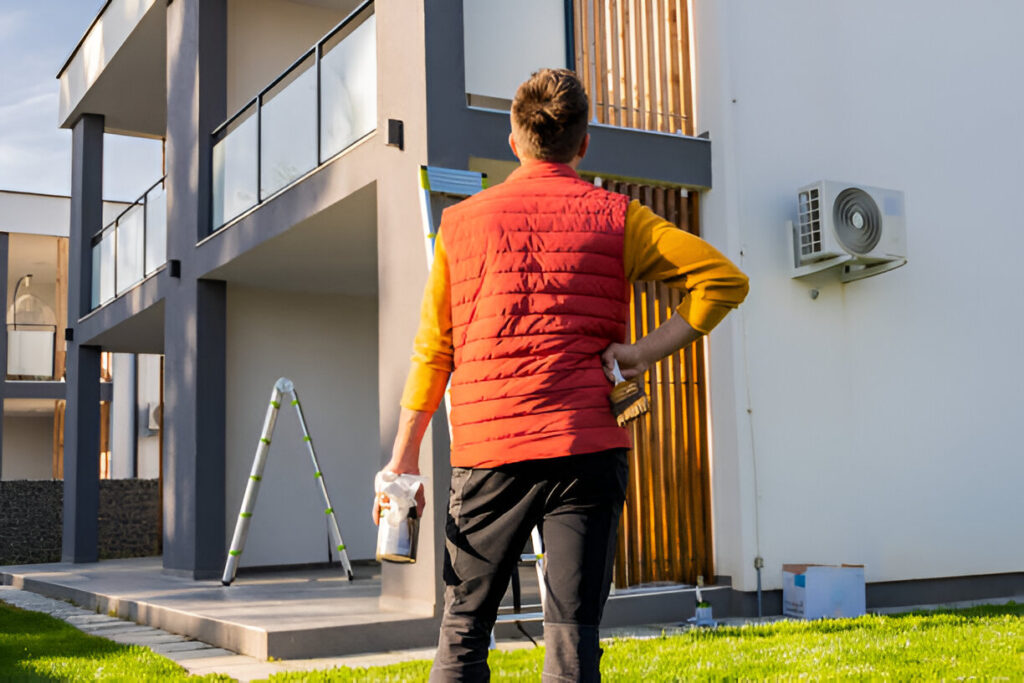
{"left": 511, "top": 69, "right": 589, "bottom": 163}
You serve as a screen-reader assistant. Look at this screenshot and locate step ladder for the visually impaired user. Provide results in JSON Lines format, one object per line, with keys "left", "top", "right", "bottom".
{"left": 492, "top": 527, "right": 546, "bottom": 647}
{"left": 221, "top": 377, "right": 355, "bottom": 585}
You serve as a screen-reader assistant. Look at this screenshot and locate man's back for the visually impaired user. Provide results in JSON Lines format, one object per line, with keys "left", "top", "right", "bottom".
{"left": 441, "top": 161, "right": 632, "bottom": 467}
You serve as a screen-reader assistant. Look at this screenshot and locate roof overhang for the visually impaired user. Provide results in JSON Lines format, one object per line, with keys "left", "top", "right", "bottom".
{"left": 57, "top": 0, "right": 166, "bottom": 137}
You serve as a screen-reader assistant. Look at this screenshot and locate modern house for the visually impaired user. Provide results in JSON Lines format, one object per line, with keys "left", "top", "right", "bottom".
{"left": 0, "top": 189, "right": 162, "bottom": 483}
{"left": 51, "top": 0, "right": 1022, "bottom": 640}
{"left": 0, "top": 189, "right": 164, "bottom": 565}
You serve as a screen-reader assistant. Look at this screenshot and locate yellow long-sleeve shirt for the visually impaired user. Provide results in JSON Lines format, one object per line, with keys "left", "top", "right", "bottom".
{"left": 400, "top": 199, "right": 749, "bottom": 413}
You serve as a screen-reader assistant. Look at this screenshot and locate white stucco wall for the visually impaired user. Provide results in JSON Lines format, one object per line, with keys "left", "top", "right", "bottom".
{"left": 0, "top": 191, "right": 129, "bottom": 237}
{"left": 2, "top": 415, "right": 53, "bottom": 480}
{"left": 108, "top": 353, "right": 162, "bottom": 479}
{"left": 226, "top": 0, "right": 355, "bottom": 115}
{"left": 463, "top": 0, "right": 566, "bottom": 101}
{"left": 694, "top": 0, "right": 1024, "bottom": 591}
{"left": 225, "top": 284, "right": 380, "bottom": 567}
{"left": 136, "top": 353, "right": 162, "bottom": 480}
{"left": 109, "top": 353, "right": 136, "bottom": 479}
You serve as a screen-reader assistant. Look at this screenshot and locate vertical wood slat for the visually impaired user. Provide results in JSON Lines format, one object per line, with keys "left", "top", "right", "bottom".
{"left": 599, "top": 179, "right": 712, "bottom": 588}
{"left": 52, "top": 400, "right": 65, "bottom": 479}
{"left": 594, "top": 0, "right": 606, "bottom": 124}
{"left": 573, "top": 1, "right": 693, "bottom": 135}
{"left": 99, "top": 400, "right": 110, "bottom": 480}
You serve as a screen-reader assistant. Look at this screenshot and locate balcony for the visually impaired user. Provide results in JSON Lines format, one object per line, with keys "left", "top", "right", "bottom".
{"left": 211, "top": 1, "right": 376, "bottom": 231}
{"left": 90, "top": 178, "right": 167, "bottom": 310}
{"left": 57, "top": 0, "right": 166, "bottom": 136}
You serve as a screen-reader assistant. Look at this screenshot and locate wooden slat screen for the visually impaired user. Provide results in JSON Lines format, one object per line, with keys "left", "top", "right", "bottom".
{"left": 54, "top": 400, "right": 112, "bottom": 480}
{"left": 600, "top": 179, "right": 713, "bottom": 587}
{"left": 573, "top": 0, "right": 693, "bottom": 135}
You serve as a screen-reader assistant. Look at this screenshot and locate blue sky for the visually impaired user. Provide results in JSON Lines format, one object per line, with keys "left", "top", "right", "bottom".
{"left": 0, "top": 1, "right": 162, "bottom": 201}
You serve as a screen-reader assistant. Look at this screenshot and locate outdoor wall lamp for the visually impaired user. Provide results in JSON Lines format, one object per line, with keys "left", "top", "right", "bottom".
{"left": 12, "top": 273, "right": 33, "bottom": 327}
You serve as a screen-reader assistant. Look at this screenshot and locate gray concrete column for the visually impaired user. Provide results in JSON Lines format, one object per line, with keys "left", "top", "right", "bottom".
{"left": 68, "top": 115, "right": 102, "bottom": 320}
{"left": 161, "top": 0, "right": 227, "bottom": 578}
{"left": 62, "top": 345, "right": 101, "bottom": 562}
{"left": 375, "top": 0, "right": 447, "bottom": 616}
{"left": 162, "top": 279, "right": 226, "bottom": 578}
{"left": 63, "top": 113, "right": 104, "bottom": 562}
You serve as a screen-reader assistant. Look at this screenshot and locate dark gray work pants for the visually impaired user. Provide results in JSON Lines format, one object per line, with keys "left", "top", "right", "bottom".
{"left": 430, "top": 449, "right": 629, "bottom": 682}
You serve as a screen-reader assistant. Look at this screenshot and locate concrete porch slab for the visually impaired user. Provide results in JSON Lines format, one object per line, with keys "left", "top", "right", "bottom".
{"left": 1, "top": 556, "right": 731, "bottom": 661}
{"left": 0, "top": 557, "right": 438, "bottom": 660}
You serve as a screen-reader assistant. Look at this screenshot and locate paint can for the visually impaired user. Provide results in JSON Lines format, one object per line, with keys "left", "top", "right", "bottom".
{"left": 376, "top": 504, "right": 419, "bottom": 563}
{"left": 374, "top": 471, "right": 425, "bottom": 564}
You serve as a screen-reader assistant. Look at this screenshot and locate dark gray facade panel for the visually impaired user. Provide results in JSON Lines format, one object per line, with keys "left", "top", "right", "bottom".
{"left": 582, "top": 125, "right": 712, "bottom": 189}
{"left": 62, "top": 114, "right": 105, "bottom": 564}
{"left": 193, "top": 143, "right": 377, "bottom": 279}
{"left": 3, "top": 382, "right": 69, "bottom": 401}
{"left": 76, "top": 275, "right": 166, "bottom": 350}
{"left": 162, "top": 279, "right": 226, "bottom": 578}
{"left": 62, "top": 344, "right": 101, "bottom": 563}
{"left": 160, "top": 0, "right": 228, "bottom": 578}
{"left": 193, "top": 278, "right": 226, "bottom": 575}
{"left": 166, "top": 0, "right": 226, "bottom": 263}
{"left": 423, "top": 0, "right": 712, "bottom": 189}
{"left": 69, "top": 115, "right": 104, "bottom": 320}
{"left": 423, "top": 0, "right": 469, "bottom": 167}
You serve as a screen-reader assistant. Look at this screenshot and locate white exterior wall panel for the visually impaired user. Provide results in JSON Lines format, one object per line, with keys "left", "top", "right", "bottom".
{"left": 694, "top": 0, "right": 1024, "bottom": 591}
{"left": 225, "top": 284, "right": 380, "bottom": 567}
{"left": 1, "top": 415, "right": 53, "bottom": 481}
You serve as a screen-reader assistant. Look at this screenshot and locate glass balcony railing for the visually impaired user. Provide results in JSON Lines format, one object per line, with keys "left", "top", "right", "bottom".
{"left": 211, "top": 1, "right": 376, "bottom": 231}
{"left": 90, "top": 177, "right": 168, "bottom": 310}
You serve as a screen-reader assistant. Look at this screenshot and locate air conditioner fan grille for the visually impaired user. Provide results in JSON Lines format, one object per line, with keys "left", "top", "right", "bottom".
{"left": 833, "top": 188, "right": 882, "bottom": 255}
{"left": 798, "top": 189, "right": 821, "bottom": 257}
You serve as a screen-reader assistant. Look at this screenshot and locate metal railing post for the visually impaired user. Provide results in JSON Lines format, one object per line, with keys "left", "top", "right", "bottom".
{"left": 256, "top": 96, "right": 263, "bottom": 203}
{"left": 316, "top": 43, "right": 322, "bottom": 165}
{"left": 142, "top": 191, "right": 148, "bottom": 278}
{"left": 112, "top": 221, "right": 118, "bottom": 301}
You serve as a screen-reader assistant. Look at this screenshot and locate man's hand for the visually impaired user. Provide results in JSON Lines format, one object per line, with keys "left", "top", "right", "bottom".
{"left": 372, "top": 407, "right": 433, "bottom": 525}
{"left": 601, "top": 343, "right": 649, "bottom": 382}
{"left": 602, "top": 313, "right": 704, "bottom": 383}
{"left": 372, "top": 465, "right": 427, "bottom": 526}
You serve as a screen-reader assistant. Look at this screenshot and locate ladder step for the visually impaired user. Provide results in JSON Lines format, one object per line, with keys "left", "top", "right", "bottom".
{"left": 495, "top": 611, "right": 544, "bottom": 623}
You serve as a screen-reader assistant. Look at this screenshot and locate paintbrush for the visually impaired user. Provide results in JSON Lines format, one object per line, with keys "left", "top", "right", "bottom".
{"left": 609, "top": 359, "right": 649, "bottom": 426}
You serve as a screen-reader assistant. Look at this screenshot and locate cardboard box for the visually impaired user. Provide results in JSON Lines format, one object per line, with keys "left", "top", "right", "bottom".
{"left": 782, "top": 564, "right": 866, "bottom": 619}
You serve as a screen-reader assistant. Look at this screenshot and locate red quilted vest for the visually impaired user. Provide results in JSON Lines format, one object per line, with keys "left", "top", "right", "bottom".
{"left": 440, "top": 161, "right": 632, "bottom": 468}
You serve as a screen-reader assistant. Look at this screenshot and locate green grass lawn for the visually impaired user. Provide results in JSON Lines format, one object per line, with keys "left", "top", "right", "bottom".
{"left": 0, "top": 601, "right": 228, "bottom": 681}
{"left": 3, "top": 600, "right": 1022, "bottom": 681}
{"left": 264, "top": 603, "right": 1024, "bottom": 681}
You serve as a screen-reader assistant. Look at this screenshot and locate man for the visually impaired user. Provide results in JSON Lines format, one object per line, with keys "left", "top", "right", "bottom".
{"left": 374, "top": 69, "right": 749, "bottom": 681}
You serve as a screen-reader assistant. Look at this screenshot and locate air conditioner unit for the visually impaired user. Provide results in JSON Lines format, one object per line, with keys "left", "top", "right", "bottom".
{"left": 137, "top": 403, "right": 160, "bottom": 437}
{"left": 790, "top": 181, "right": 907, "bottom": 282}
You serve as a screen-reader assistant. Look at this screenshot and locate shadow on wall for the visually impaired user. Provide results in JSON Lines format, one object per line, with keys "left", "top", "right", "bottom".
{"left": 0, "top": 480, "right": 161, "bottom": 565}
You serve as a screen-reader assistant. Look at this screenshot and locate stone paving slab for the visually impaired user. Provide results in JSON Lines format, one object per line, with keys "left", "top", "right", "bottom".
{"left": 152, "top": 639, "right": 216, "bottom": 653}
{"left": 168, "top": 647, "right": 238, "bottom": 661}
{"left": 107, "top": 632, "right": 192, "bottom": 646}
